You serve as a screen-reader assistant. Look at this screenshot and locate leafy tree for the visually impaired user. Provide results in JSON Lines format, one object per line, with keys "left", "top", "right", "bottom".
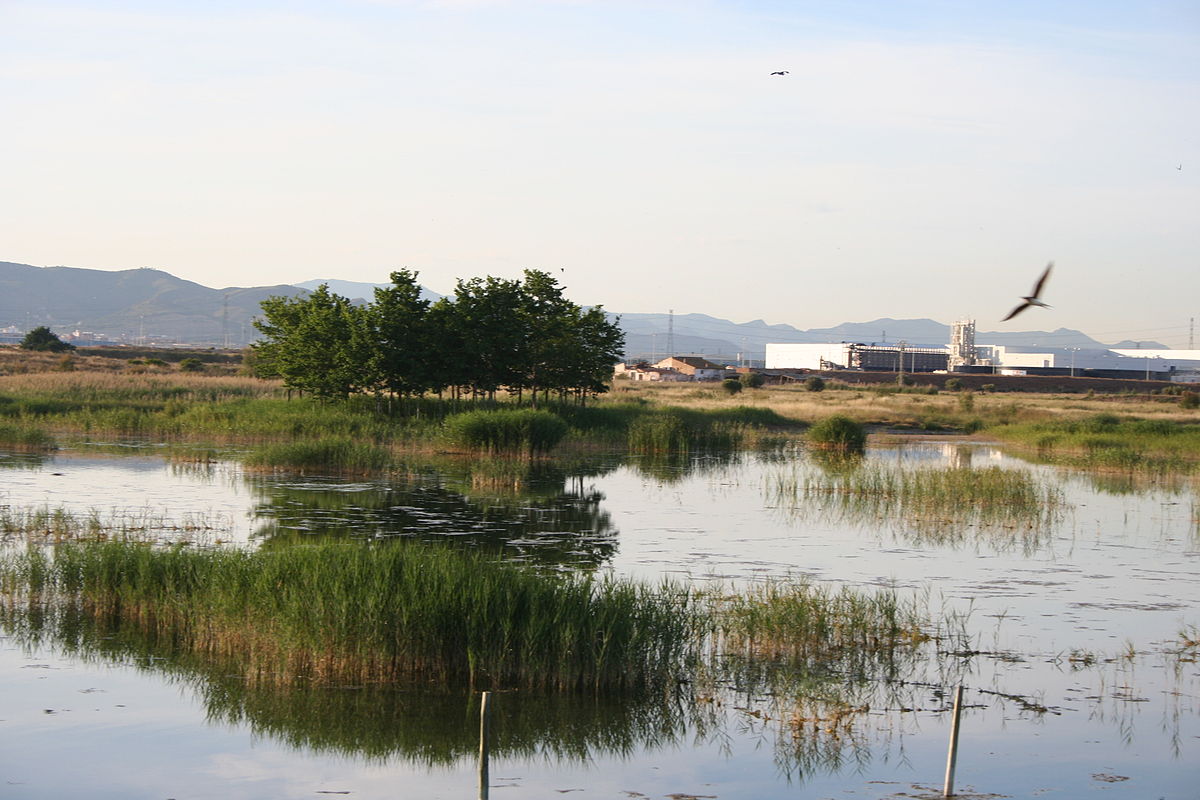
{"left": 565, "top": 305, "right": 625, "bottom": 402}
{"left": 721, "top": 378, "right": 743, "bottom": 395}
{"left": 253, "top": 285, "right": 368, "bottom": 400}
{"left": 451, "top": 276, "right": 529, "bottom": 400}
{"left": 804, "top": 376, "right": 826, "bottom": 392}
{"left": 21, "top": 326, "right": 74, "bottom": 353}
{"left": 516, "top": 270, "right": 625, "bottom": 405}
{"left": 366, "top": 269, "right": 434, "bottom": 400}
{"left": 739, "top": 372, "right": 765, "bottom": 389}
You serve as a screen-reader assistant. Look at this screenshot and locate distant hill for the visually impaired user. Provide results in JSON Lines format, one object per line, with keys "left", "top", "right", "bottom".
{"left": 0, "top": 261, "right": 1167, "bottom": 354}
{"left": 0, "top": 261, "right": 303, "bottom": 346}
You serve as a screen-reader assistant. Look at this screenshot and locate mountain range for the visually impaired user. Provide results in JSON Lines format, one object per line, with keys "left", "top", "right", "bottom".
{"left": 0, "top": 262, "right": 1164, "bottom": 358}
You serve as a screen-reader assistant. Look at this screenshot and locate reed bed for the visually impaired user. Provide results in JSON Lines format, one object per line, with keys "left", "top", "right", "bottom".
{"left": 0, "top": 506, "right": 231, "bottom": 543}
{"left": 0, "top": 419, "right": 56, "bottom": 450}
{"left": 442, "top": 408, "right": 569, "bottom": 454}
{"left": 768, "top": 462, "right": 1064, "bottom": 538}
{"left": 1, "top": 541, "right": 699, "bottom": 692}
{"left": 243, "top": 438, "right": 395, "bottom": 473}
{"left": 709, "top": 578, "right": 931, "bottom": 665}
{"left": 807, "top": 414, "right": 866, "bottom": 451}
{"left": 625, "top": 406, "right": 792, "bottom": 454}
{"left": 0, "top": 539, "right": 944, "bottom": 695}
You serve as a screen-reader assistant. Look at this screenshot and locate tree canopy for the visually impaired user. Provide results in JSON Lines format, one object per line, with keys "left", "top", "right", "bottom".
{"left": 252, "top": 269, "right": 625, "bottom": 405}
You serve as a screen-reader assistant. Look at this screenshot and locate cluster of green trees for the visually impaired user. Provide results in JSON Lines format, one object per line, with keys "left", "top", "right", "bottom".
{"left": 252, "top": 269, "right": 625, "bottom": 405}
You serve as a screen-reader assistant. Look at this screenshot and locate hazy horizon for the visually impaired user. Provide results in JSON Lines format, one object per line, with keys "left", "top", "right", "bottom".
{"left": 3, "top": 2, "right": 1197, "bottom": 346}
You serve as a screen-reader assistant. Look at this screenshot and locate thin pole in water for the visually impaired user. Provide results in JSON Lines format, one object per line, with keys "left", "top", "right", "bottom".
{"left": 943, "top": 684, "right": 964, "bottom": 797}
{"left": 478, "top": 691, "right": 492, "bottom": 800}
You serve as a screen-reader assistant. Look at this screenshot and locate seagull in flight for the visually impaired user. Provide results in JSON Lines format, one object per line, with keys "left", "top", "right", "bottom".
{"left": 1001, "top": 262, "right": 1053, "bottom": 322}
{"left": 770, "top": 70, "right": 789, "bottom": 75}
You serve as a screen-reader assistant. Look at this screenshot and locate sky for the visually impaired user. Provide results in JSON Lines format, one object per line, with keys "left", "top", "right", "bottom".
{"left": 2, "top": 1, "right": 1198, "bottom": 345}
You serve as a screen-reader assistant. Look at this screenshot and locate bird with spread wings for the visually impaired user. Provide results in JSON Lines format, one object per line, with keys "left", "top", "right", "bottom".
{"left": 1001, "top": 262, "right": 1053, "bottom": 322}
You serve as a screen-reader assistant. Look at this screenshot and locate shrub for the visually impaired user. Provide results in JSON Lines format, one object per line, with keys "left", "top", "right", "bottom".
{"left": 981, "top": 384, "right": 995, "bottom": 393}
{"left": 808, "top": 414, "right": 866, "bottom": 452}
{"left": 20, "top": 326, "right": 74, "bottom": 353}
{"left": 944, "top": 378, "right": 963, "bottom": 391}
{"left": 739, "top": 372, "right": 765, "bottom": 389}
{"left": 1181, "top": 391, "right": 1199, "bottom": 410}
{"left": 957, "top": 391, "right": 975, "bottom": 413}
{"left": 179, "top": 358, "right": 205, "bottom": 373}
{"left": 1080, "top": 413, "right": 1120, "bottom": 433}
{"left": 896, "top": 374, "right": 914, "bottom": 387}
{"left": 804, "top": 376, "right": 826, "bottom": 393}
{"left": 721, "top": 378, "right": 743, "bottom": 395}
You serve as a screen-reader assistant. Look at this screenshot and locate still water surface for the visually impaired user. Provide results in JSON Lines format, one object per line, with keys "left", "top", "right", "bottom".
{"left": 1, "top": 443, "right": 1197, "bottom": 798}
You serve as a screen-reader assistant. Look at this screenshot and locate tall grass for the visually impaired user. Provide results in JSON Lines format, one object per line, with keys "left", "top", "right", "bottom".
{"left": 992, "top": 412, "right": 1200, "bottom": 472}
{"left": 710, "top": 577, "right": 932, "bottom": 665}
{"left": 243, "top": 438, "right": 395, "bottom": 472}
{"left": 443, "top": 408, "right": 569, "bottom": 454}
{"left": 768, "top": 462, "right": 1064, "bottom": 544}
{"left": 807, "top": 415, "right": 866, "bottom": 451}
{"left": 2, "top": 540, "right": 698, "bottom": 692}
{"left": 0, "top": 540, "right": 944, "bottom": 694}
{"left": 0, "top": 419, "right": 56, "bottom": 450}
{"left": 625, "top": 406, "right": 793, "bottom": 454}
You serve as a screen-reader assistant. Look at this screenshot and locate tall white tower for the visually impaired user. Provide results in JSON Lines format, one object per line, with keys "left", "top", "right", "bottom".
{"left": 948, "top": 319, "right": 976, "bottom": 370}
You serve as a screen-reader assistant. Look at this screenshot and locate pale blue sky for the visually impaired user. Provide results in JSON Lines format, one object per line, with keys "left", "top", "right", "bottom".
{"left": 2, "top": 1, "right": 1197, "bottom": 344}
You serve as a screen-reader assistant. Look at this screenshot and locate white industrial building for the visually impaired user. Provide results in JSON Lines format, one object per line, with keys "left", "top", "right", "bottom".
{"left": 765, "top": 343, "right": 853, "bottom": 371}
{"left": 766, "top": 332, "right": 1200, "bottom": 382}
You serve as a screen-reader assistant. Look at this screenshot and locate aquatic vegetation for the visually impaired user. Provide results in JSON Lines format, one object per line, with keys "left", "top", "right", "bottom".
{"left": 443, "top": 408, "right": 569, "bottom": 454}
{"left": 807, "top": 415, "right": 866, "bottom": 452}
{"left": 1, "top": 540, "right": 699, "bottom": 692}
{"left": 0, "top": 419, "right": 55, "bottom": 450}
{"left": 243, "top": 437, "right": 395, "bottom": 472}
{"left": 0, "top": 506, "right": 232, "bottom": 543}
{"left": 991, "top": 413, "right": 1200, "bottom": 472}
{"left": 0, "top": 539, "right": 947, "bottom": 696}
{"left": 768, "top": 462, "right": 1064, "bottom": 547}
{"left": 709, "top": 577, "right": 932, "bottom": 668}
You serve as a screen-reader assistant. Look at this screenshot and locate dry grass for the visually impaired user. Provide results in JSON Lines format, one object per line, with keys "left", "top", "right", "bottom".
{"left": 0, "top": 369, "right": 276, "bottom": 397}
{"left": 0, "top": 345, "right": 243, "bottom": 377}
{"left": 610, "top": 380, "right": 1198, "bottom": 431}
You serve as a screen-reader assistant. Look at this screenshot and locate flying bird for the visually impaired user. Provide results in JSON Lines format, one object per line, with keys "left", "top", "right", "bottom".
{"left": 1001, "top": 262, "right": 1053, "bottom": 322}
{"left": 770, "top": 70, "right": 789, "bottom": 75}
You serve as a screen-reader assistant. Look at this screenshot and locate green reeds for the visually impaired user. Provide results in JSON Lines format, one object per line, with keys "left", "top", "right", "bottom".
{"left": 443, "top": 408, "right": 569, "bottom": 454}
{"left": 768, "top": 463, "right": 1064, "bottom": 543}
{"left": 807, "top": 414, "right": 866, "bottom": 451}
{"left": 1, "top": 540, "right": 697, "bottom": 692}
{"left": 992, "top": 413, "right": 1200, "bottom": 472}
{"left": 710, "top": 577, "right": 931, "bottom": 664}
{"left": 626, "top": 406, "right": 789, "bottom": 455}
{"left": 0, "top": 420, "right": 55, "bottom": 450}
{"left": 243, "top": 437, "right": 394, "bottom": 473}
{"left": 0, "top": 539, "right": 944, "bottom": 695}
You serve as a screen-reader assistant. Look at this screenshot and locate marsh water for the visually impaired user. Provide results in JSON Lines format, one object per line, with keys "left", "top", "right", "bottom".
{"left": 2, "top": 442, "right": 1197, "bottom": 799}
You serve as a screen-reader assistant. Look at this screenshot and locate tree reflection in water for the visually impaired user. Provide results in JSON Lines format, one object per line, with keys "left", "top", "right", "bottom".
{"left": 245, "top": 458, "right": 624, "bottom": 569}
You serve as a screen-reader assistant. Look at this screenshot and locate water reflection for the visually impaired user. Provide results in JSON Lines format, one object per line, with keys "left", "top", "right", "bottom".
{"left": 1, "top": 602, "right": 928, "bottom": 783}
{"left": 0, "top": 450, "right": 47, "bottom": 470}
{"left": 245, "top": 462, "right": 622, "bottom": 569}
